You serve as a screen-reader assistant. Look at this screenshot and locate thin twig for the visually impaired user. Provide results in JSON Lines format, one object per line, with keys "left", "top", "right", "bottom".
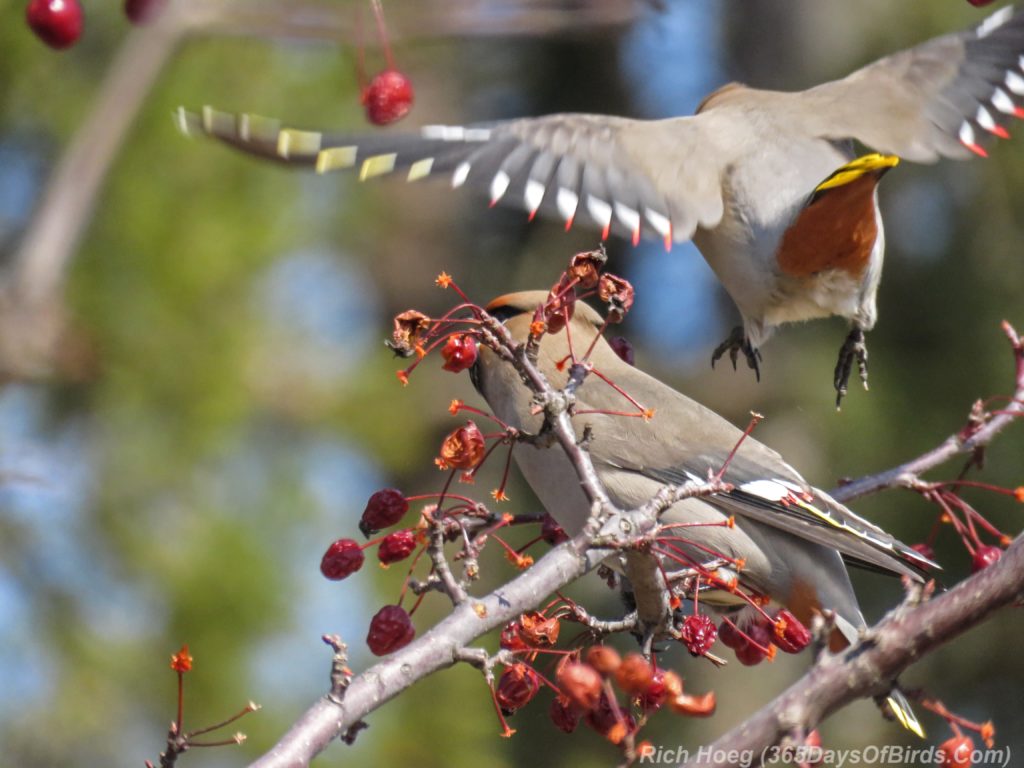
{"left": 426, "top": 514, "right": 469, "bottom": 605}
{"left": 833, "top": 322, "right": 1024, "bottom": 502}
{"left": 565, "top": 604, "right": 640, "bottom": 636}
{"left": 248, "top": 539, "right": 595, "bottom": 768}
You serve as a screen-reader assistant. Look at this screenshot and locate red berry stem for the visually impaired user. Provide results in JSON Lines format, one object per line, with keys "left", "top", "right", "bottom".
{"left": 370, "top": 0, "right": 396, "bottom": 70}
{"left": 448, "top": 401, "right": 514, "bottom": 432}
{"left": 715, "top": 412, "right": 765, "bottom": 482}
{"left": 922, "top": 698, "right": 997, "bottom": 747}
{"left": 469, "top": 513, "right": 514, "bottom": 551}
{"left": 436, "top": 272, "right": 473, "bottom": 304}
{"left": 176, "top": 667, "right": 185, "bottom": 734}
{"left": 404, "top": 492, "right": 476, "bottom": 506}
{"left": 653, "top": 537, "right": 745, "bottom": 571}
{"left": 486, "top": 677, "right": 517, "bottom": 738}
{"left": 934, "top": 479, "right": 1024, "bottom": 497}
{"left": 429, "top": 469, "right": 458, "bottom": 520}
{"left": 352, "top": 2, "right": 368, "bottom": 91}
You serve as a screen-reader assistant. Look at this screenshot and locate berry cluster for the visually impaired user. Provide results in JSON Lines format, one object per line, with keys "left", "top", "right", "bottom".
{"left": 910, "top": 474, "right": 1020, "bottom": 575}
{"left": 490, "top": 606, "right": 717, "bottom": 749}
{"left": 715, "top": 609, "right": 811, "bottom": 666}
{"left": 319, "top": 472, "right": 569, "bottom": 656}
{"left": 924, "top": 698, "right": 996, "bottom": 768}
{"left": 319, "top": 489, "right": 424, "bottom": 655}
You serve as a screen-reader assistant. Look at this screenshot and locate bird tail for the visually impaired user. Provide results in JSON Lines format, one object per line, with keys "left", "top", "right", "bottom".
{"left": 175, "top": 105, "right": 491, "bottom": 183}
{"left": 836, "top": 613, "right": 924, "bottom": 738}
{"left": 885, "top": 690, "right": 925, "bottom": 738}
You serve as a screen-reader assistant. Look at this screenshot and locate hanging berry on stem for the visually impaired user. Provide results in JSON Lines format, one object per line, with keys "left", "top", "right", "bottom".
{"left": 356, "top": 0, "right": 414, "bottom": 125}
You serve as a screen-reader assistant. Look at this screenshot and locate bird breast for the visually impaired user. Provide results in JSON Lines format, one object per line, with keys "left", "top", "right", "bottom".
{"left": 693, "top": 130, "right": 860, "bottom": 335}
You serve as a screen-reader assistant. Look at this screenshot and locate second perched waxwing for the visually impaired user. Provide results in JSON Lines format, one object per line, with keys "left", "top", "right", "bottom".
{"left": 470, "top": 290, "right": 935, "bottom": 735}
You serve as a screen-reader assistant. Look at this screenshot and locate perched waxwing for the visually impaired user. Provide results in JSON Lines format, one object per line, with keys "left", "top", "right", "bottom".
{"left": 469, "top": 290, "right": 936, "bottom": 735}
{"left": 178, "top": 7, "right": 1024, "bottom": 403}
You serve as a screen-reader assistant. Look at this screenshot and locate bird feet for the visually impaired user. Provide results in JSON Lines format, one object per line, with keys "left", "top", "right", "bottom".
{"left": 711, "top": 326, "right": 762, "bottom": 382}
{"left": 834, "top": 327, "right": 869, "bottom": 409}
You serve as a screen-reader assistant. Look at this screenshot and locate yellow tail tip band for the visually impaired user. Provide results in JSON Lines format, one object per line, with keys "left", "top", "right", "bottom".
{"left": 359, "top": 153, "right": 398, "bottom": 181}
{"left": 886, "top": 694, "right": 925, "bottom": 738}
{"left": 316, "top": 146, "right": 357, "bottom": 173}
{"left": 276, "top": 128, "right": 323, "bottom": 160}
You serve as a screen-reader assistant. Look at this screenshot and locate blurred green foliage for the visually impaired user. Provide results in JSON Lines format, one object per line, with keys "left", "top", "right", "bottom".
{"left": 0, "top": 1, "right": 1022, "bottom": 767}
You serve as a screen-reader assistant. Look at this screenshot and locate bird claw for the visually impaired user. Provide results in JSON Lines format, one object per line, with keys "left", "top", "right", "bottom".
{"left": 712, "top": 326, "right": 762, "bottom": 382}
{"left": 834, "top": 327, "right": 869, "bottom": 409}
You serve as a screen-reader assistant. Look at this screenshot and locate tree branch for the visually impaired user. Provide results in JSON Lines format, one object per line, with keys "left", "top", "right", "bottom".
{"left": 249, "top": 538, "right": 597, "bottom": 768}
{"left": 682, "top": 533, "right": 1024, "bottom": 767}
{"left": 0, "top": 7, "right": 188, "bottom": 379}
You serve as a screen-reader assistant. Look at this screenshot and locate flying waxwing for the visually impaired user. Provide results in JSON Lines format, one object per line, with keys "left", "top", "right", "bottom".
{"left": 469, "top": 290, "right": 937, "bottom": 735}
{"left": 178, "top": 6, "right": 1024, "bottom": 404}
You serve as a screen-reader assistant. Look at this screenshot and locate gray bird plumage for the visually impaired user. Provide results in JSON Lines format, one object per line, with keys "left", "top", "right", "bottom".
{"left": 471, "top": 290, "right": 934, "bottom": 734}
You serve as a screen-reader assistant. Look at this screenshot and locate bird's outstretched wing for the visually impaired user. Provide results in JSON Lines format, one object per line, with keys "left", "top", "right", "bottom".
{"left": 800, "top": 5, "right": 1024, "bottom": 161}
{"left": 176, "top": 106, "right": 726, "bottom": 245}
